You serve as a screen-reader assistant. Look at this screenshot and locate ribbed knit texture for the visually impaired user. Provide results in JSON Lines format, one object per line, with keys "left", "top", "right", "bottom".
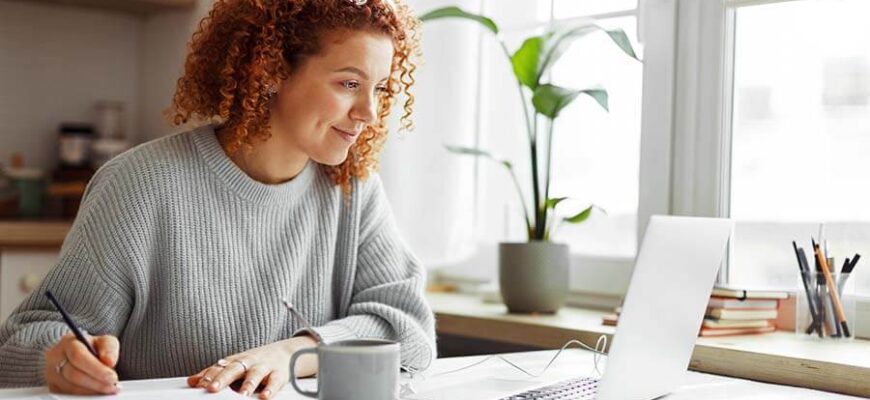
{"left": 0, "top": 125, "right": 437, "bottom": 387}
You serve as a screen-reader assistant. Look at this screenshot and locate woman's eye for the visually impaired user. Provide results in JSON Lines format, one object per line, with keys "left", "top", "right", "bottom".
{"left": 341, "top": 80, "right": 360, "bottom": 91}
{"left": 375, "top": 85, "right": 388, "bottom": 94}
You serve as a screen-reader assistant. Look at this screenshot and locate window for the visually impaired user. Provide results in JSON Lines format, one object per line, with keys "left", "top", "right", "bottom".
{"left": 725, "top": 0, "right": 870, "bottom": 295}
{"left": 548, "top": 16, "right": 642, "bottom": 258}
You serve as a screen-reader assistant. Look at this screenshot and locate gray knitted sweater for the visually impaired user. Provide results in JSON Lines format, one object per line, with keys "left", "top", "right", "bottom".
{"left": 0, "top": 125, "right": 437, "bottom": 387}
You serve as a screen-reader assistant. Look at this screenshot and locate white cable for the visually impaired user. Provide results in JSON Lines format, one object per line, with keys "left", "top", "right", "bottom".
{"left": 402, "top": 335, "right": 609, "bottom": 383}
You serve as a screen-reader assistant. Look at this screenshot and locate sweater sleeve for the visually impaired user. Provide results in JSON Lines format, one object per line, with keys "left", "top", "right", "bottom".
{"left": 0, "top": 168, "right": 135, "bottom": 388}
{"left": 304, "top": 175, "right": 437, "bottom": 371}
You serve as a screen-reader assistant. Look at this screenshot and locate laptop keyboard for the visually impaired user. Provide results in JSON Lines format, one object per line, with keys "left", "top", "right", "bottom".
{"left": 499, "top": 377, "right": 599, "bottom": 400}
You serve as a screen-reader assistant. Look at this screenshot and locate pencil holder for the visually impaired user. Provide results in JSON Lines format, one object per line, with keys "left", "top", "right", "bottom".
{"left": 796, "top": 272, "right": 855, "bottom": 339}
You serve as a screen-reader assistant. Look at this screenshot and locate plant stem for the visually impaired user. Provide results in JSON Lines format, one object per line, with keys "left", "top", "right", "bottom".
{"left": 497, "top": 39, "right": 535, "bottom": 236}
{"left": 531, "top": 116, "right": 544, "bottom": 240}
{"left": 497, "top": 41, "right": 534, "bottom": 143}
{"left": 542, "top": 118, "right": 555, "bottom": 240}
{"left": 506, "top": 166, "right": 533, "bottom": 239}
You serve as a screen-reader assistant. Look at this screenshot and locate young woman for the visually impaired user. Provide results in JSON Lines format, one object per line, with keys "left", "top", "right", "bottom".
{"left": 0, "top": 0, "right": 435, "bottom": 398}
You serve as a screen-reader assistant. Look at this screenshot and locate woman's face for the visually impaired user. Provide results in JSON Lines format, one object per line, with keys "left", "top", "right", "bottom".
{"left": 269, "top": 30, "right": 394, "bottom": 166}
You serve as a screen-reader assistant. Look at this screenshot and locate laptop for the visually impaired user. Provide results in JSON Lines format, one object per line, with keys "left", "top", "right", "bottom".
{"left": 497, "top": 215, "right": 734, "bottom": 400}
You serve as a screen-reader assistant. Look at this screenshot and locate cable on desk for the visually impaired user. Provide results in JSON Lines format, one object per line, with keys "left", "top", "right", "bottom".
{"left": 399, "top": 335, "right": 609, "bottom": 397}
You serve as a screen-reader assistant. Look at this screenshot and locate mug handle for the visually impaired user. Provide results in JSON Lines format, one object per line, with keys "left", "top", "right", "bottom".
{"left": 289, "top": 347, "right": 319, "bottom": 398}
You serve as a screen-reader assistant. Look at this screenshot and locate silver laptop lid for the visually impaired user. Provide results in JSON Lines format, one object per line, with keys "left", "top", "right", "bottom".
{"left": 596, "top": 215, "right": 733, "bottom": 400}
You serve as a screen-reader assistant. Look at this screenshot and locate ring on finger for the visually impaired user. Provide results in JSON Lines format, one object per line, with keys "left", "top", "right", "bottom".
{"left": 233, "top": 360, "right": 249, "bottom": 372}
{"left": 55, "top": 358, "right": 68, "bottom": 375}
{"left": 215, "top": 359, "right": 229, "bottom": 368}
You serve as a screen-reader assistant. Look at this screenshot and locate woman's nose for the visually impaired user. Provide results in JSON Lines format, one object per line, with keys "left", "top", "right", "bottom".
{"left": 350, "top": 93, "right": 377, "bottom": 124}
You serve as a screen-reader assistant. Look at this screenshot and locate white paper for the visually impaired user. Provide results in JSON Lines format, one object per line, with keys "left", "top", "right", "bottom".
{"left": 0, "top": 378, "right": 247, "bottom": 400}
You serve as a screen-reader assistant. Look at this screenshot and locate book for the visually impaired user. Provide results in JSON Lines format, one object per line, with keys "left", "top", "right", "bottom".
{"left": 699, "top": 325, "right": 776, "bottom": 337}
{"left": 602, "top": 313, "right": 619, "bottom": 327}
{"left": 711, "top": 286, "right": 788, "bottom": 300}
{"left": 706, "top": 307, "right": 778, "bottom": 320}
{"left": 707, "top": 297, "right": 779, "bottom": 310}
{"left": 702, "top": 318, "right": 772, "bottom": 329}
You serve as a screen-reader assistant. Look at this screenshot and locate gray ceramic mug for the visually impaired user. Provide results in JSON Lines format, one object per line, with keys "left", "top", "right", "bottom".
{"left": 289, "top": 339, "right": 401, "bottom": 400}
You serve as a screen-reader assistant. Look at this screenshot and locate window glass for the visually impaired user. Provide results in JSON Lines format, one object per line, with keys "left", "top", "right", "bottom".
{"left": 728, "top": 0, "right": 870, "bottom": 294}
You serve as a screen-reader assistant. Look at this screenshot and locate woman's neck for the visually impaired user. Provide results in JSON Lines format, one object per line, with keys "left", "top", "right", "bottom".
{"left": 216, "top": 126, "right": 309, "bottom": 185}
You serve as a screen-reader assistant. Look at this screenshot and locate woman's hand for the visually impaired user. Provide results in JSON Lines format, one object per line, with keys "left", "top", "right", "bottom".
{"left": 187, "top": 335, "right": 318, "bottom": 399}
{"left": 43, "top": 333, "right": 121, "bottom": 395}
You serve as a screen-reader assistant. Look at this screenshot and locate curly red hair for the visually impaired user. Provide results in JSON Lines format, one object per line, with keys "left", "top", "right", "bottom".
{"left": 169, "top": 0, "right": 421, "bottom": 191}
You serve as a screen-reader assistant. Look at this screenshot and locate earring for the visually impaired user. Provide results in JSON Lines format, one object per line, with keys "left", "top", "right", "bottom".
{"left": 265, "top": 84, "right": 278, "bottom": 98}
{"left": 346, "top": 0, "right": 367, "bottom": 5}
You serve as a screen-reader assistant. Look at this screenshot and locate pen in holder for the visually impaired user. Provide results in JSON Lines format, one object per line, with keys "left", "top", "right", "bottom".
{"left": 796, "top": 271, "right": 855, "bottom": 339}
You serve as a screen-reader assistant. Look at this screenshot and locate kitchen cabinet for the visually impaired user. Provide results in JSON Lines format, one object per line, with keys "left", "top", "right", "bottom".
{"left": 9, "top": 0, "right": 195, "bottom": 15}
{"left": 0, "top": 248, "right": 58, "bottom": 322}
{"left": 0, "top": 222, "right": 68, "bottom": 322}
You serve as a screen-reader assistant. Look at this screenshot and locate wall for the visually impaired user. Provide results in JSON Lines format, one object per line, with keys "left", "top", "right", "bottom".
{"left": 0, "top": 1, "right": 141, "bottom": 171}
{"left": 140, "top": 0, "right": 215, "bottom": 141}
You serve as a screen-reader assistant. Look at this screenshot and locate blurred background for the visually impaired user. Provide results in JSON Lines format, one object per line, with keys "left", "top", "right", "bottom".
{"left": 1, "top": 0, "right": 869, "bottom": 323}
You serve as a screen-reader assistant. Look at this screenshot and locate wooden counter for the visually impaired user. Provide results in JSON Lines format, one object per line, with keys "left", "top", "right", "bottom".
{"left": 0, "top": 221, "right": 71, "bottom": 247}
{"left": 428, "top": 292, "right": 870, "bottom": 398}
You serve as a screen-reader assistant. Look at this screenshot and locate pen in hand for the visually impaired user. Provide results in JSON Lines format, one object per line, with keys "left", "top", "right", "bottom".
{"left": 45, "top": 290, "right": 98, "bottom": 357}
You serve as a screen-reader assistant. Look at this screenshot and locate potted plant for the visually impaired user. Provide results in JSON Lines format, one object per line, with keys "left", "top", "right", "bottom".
{"left": 420, "top": 7, "right": 640, "bottom": 313}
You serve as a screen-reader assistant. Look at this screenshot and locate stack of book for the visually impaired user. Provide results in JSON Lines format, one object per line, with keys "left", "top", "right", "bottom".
{"left": 602, "top": 307, "right": 621, "bottom": 327}
{"left": 701, "top": 287, "right": 788, "bottom": 337}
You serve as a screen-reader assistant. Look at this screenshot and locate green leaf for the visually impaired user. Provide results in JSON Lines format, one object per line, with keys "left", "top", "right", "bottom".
{"left": 444, "top": 144, "right": 512, "bottom": 169}
{"left": 604, "top": 29, "right": 638, "bottom": 60}
{"left": 533, "top": 85, "right": 609, "bottom": 118}
{"left": 537, "top": 24, "right": 597, "bottom": 83}
{"left": 564, "top": 205, "right": 594, "bottom": 224}
{"left": 536, "top": 23, "right": 639, "bottom": 82}
{"left": 511, "top": 36, "right": 544, "bottom": 90}
{"left": 419, "top": 6, "right": 499, "bottom": 35}
{"left": 546, "top": 197, "right": 569, "bottom": 209}
{"left": 580, "top": 88, "right": 609, "bottom": 112}
{"left": 533, "top": 84, "right": 579, "bottom": 118}
{"left": 563, "top": 205, "right": 607, "bottom": 224}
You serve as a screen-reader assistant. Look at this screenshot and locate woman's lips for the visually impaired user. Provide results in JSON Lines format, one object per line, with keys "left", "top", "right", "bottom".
{"left": 333, "top": 127, "right": 359, "bottom": 143}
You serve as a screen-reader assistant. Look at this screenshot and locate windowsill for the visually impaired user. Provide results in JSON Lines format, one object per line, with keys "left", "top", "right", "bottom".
{"left": 427, "top": 291, "right": 870, "bottom": 398}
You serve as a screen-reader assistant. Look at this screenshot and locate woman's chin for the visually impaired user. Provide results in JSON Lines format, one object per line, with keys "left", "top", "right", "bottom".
{"left": 312, "top": 150, "right": 350, "bottom": 166}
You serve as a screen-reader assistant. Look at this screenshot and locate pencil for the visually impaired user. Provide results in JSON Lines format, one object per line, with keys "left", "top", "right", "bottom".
{"left": 45, "top": 290, "right": 98, "bottom": 357}
{"left": 812, "top": 240, "right": 851, "bottom": 338}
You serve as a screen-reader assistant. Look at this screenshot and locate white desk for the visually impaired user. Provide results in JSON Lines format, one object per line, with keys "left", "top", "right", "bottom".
{"left": 0, "top": 349, "right": 862, "bottom": 399}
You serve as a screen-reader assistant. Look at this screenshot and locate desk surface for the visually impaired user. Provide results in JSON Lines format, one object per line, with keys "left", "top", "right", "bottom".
{"left": 0, "top": 350, "right": 862, "bottom": 399}
{"left": 428, "top": 292, "right": 870, "bottom": 397}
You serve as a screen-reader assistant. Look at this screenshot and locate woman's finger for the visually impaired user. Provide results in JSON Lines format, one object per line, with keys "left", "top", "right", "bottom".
{"left": 92, "top": 335, "right": 120, "bottom": 368}
{"left": 60, "top": 360, "right": 118, "bottom": 395}
{"left": 50, "top": 379, "right": 97, "bottom": 396}
{"left": 187, "top": 369, "right": 207, "bottom": 387}
{"left": 197, "top": 366, "right": 222, "bottom": 389}
{"left": 237, "top": 365, "right": 270, "bottom": 397}
{"left": 208, "top": 359, "right": 248, "bottom": 392}
{"left": 64, "top": 338, "right": 118, "bottom": 385}
{"left": 258, "top": 371, "right": 288, "bottom": 400}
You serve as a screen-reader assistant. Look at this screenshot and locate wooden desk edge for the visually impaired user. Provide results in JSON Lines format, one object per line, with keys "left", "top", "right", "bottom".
{"left": 0, "top": 221, "right": 71, "bottom": 247}
{"left": 434, "top": 307, "right": 870, "bottom": 398}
